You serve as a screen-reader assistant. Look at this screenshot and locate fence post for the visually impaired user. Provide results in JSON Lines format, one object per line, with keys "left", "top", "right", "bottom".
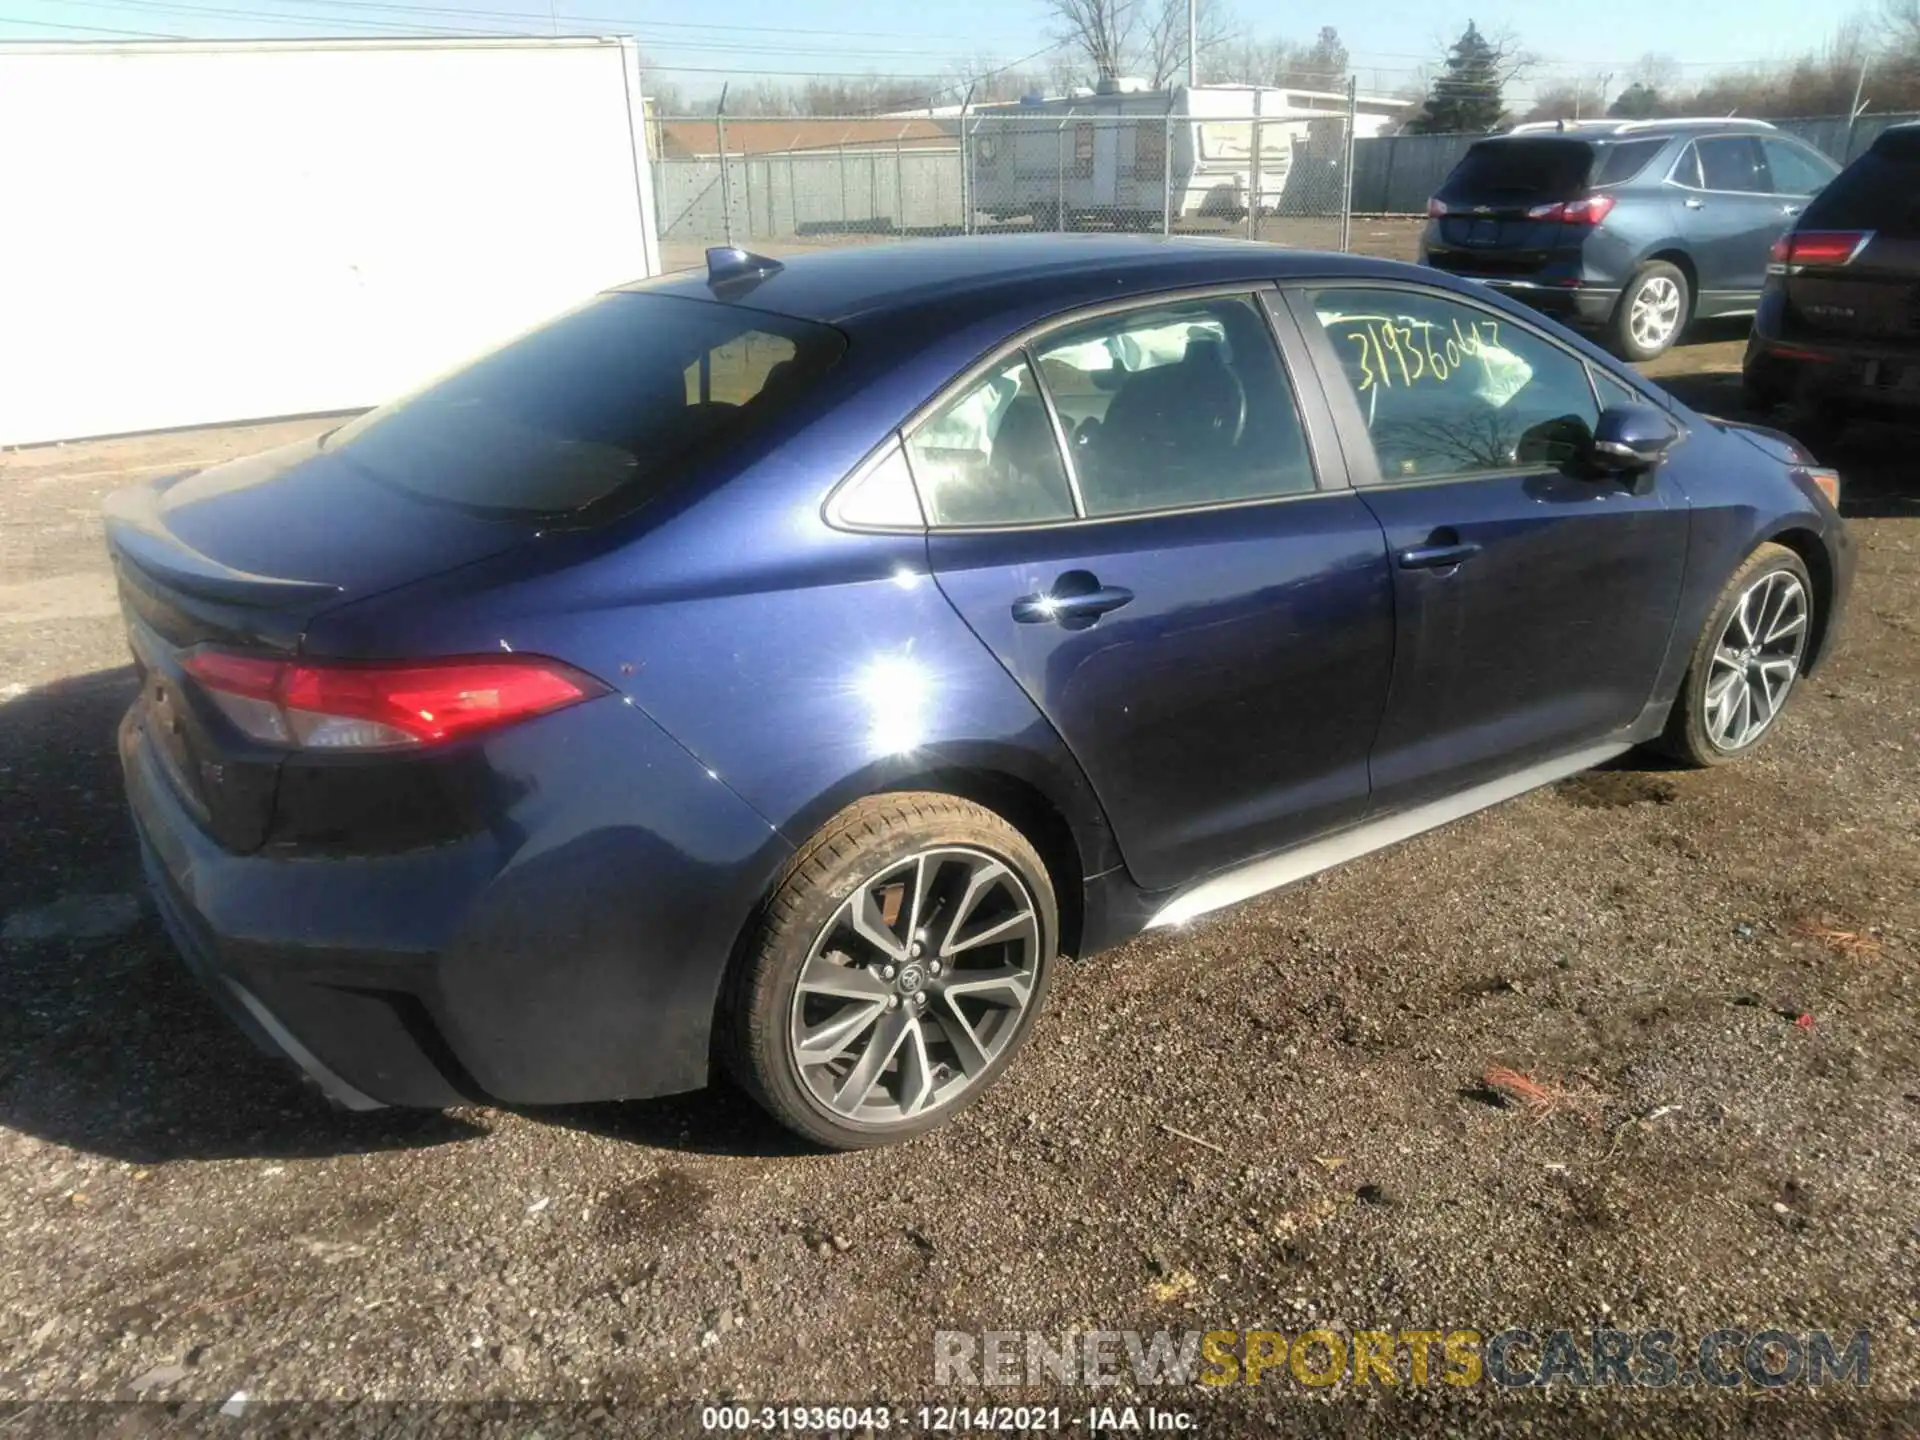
{"left": 1339, "top": 75, "right": 1358, "bottom": 253}
{"left": 1379, "top": 136, "right": 1397, "bottom": 223}
{"left": 714, "top": 89, "right": 733, "bottom": 247}
{"left": 1057, "top": 116, "right": 1067, "bottom": 232}
{"left": 1247, "top": 89, "right": 1260, "bottom": 240}
{"left": 1162, "top": 104, "right": 1175, "bottom": 236}
{"left": 959, "top": 83, "right": 976, "bottom": 236}
{"left": 838, "top": 141, "right": 849, "bottom": 232}
{"left": 895, "top": 134, "right": 906, "bottom": 234}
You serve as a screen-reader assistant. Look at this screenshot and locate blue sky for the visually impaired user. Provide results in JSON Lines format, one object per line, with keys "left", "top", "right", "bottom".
{"left": 0, "top": 0, "right": 1860, "bottom": 105}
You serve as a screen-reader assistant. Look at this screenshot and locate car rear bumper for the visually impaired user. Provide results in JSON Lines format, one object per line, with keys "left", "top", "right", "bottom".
{"left": 1744, "top": 333, "right": 1920, "bottom": 419}
{"left": 120, "top": 692, "right": 789, "bottom": 1109}
{"left": 1469, "top": 278, "right": 1621, "bottom": 327}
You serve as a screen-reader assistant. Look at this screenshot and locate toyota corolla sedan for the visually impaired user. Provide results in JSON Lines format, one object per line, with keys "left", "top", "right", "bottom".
{"left": 109, "top": 236, "right": 1852, "bottom": 1149}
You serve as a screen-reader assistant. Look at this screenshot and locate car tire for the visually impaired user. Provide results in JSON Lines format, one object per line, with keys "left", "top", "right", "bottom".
{"left": 721, "top": 793, "right": 1058, "bottom": 1150}
{"left": 1609, "top": 261, "right": 1691, "bottom": 362}
{"left": 1655, "top": 542, "right": 1814, "bottom": 768}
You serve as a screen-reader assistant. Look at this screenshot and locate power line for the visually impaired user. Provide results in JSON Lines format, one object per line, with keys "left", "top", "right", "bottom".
{"left": 52, "top": 0, "right": 1009, "bottom": 63}
{"left": 0, "top": 12, "right": 183, "bottom": 37}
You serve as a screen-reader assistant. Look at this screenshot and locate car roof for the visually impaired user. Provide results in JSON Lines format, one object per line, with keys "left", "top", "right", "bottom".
{"left": 620, "top": 234, "right": 1412, "bottom": 327}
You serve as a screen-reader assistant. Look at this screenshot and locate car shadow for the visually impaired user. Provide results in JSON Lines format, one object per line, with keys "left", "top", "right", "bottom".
{"left": 1648, "top": 368, "right": 1918, "bottom": 521}
{"left": 0, "top": 668, "right": 486, "bottom": 1163}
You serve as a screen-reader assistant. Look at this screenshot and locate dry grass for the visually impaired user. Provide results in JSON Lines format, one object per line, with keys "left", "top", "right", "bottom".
{"left": 1790, "top": 917, "right": 1887, "bottom": 959}
{"left": 1481, "top": 1064, "right": 1608, "bottom": 1121}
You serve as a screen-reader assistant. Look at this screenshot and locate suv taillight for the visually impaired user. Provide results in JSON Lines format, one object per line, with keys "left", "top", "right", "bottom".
{"left": 1526, "top": 194, "right": 1617, "bottom": 225}
{"left": 180, "top": 651, "right": 607, "bottom": 750}
{"left": 1770, "top": 230, "right": 1873, "bottom": 271}
{"left": 1427, "top": 197, "right": 1448, "bottom": 218}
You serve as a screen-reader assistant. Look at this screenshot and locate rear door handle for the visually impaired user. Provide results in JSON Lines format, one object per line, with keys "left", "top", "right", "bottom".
{"left": 1397, "top": 541, "right": 1481, "bottom": 570}
{"left": 1013, "top": 581, "right": 1135, "bottom": 625}
{"left": 1684, "top": 197, "right": 1706, "bottom": 209}
{"left": 1783, "top": 203, "right": 1804, "bottom": 216}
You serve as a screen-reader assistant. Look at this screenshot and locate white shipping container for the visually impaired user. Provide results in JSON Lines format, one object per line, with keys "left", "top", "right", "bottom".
{"left": 0, "top": 37, "right": 661, "bottom": 447}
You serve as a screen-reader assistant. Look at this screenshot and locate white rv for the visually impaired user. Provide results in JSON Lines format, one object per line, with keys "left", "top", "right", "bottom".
{"left": 968, "top": 81, "right": 1402, "bottom": 228}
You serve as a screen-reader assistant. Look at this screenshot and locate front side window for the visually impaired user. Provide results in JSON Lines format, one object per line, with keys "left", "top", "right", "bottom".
{"left": 904, "top": 356, "right": 1076, "bottom": 527}
{"left": 1696, "top": 136, "right": 1769, "bottom": 193}
{"left": 1761, "top": 138, "right": 1838, "bottom": 196}
{"left": 1032, "top": 294, "right": 1316, "bottom": 516}
{"left": 1308, "top": 287, "right": 1601, "bottom": 481}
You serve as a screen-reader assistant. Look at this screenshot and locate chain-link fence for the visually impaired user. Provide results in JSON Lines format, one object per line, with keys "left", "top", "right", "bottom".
{"left": 648, "top": 87, "right": 1366, "bottom": 272}
{"left": 648, "top": 99, "right": 1920, "bottom": 275}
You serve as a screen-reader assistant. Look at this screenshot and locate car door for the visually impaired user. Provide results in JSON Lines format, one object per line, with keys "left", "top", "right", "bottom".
{"left": 1286, "top": 282, "right": 1691, "bottom": 811}
{"left": 1670, "top": 136, "right": 1783, "bottom": 303}
{"left": 913, "top": 289, "right": 1395, "bottom": 893}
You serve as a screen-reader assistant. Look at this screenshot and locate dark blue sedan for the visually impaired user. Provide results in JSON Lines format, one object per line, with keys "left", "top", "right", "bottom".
{"left": 107, "top": 236, "right": 1853, "bottom": 1148}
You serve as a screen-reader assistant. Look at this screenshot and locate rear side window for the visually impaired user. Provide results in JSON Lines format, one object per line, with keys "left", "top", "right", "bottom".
{"left": 1592, "top": 139, "right": 1667, "bottom": 187}
{"left": 1031, "top": 295, "right": 1315, "bottom": 516}
{"left": 905, "top": 356, "right": 1077, "bottom": 527}
{"left": 1442, "top": 139, "right": 1594, "bottom": 200}
{"left": 325, "top": 293, "right": 846, "bottom": 516}
{"left": 1801, "top": 133, "right": 1920, "bottom": 236}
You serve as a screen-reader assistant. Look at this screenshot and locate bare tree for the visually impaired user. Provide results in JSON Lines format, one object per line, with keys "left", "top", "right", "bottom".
{"left": 1142, "top": 0, "right": 1239, "bottom": 88}
{"left": 1043, "top": 0, "right": 1141, "bottom": 84}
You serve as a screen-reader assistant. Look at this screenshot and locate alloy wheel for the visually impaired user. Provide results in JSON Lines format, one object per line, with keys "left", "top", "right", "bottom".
{"left": 1630, "top": 275, "right": 1684, "bottom": 352}
{"left": 787, "top": 847, "right": 1041, "bottom": 1127}
{"left": 1704, "top": 570, "right": 1808, "bottom": 751}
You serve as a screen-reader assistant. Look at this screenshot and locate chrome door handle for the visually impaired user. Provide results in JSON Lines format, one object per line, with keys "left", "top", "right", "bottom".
{"left": 1783, "top": 204, "right": 1804, "bottom": 216}
{"left": 1013, "top": 581, "right": 1135, "bottom": 625}
{"left": 1684, "top": 197, "right": 1706, "bottom": 209}
{"left": 1397, "top": 541, "right": 1482, "bottom": 570}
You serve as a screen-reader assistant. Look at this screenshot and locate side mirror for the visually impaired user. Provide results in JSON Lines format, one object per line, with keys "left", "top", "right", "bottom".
{"left": 1591, "top": 404, "right": 1680, "bottom": 474}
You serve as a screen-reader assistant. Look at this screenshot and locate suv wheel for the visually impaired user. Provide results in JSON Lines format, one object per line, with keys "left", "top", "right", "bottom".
{"left": 1610, "top": 261, "right": 1691, "bottom": 361}
{"left": 722, "top": 794, "right": 1057, "bottom": 1149}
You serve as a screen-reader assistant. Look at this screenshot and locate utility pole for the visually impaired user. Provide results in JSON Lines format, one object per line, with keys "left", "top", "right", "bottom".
{"left": 1187, "top": 0, "right": 1197, "bottom": 87}
{"left": 1846, "top": 55, "right": 1871, "bottom": 161}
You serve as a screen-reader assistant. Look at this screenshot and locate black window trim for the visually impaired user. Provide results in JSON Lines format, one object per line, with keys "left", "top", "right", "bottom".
{"left": 828, "top": 281, "right": 1347, "bottom": 536}
{"left": 1282, "top": 277, "right": 1664, "bottom": 493}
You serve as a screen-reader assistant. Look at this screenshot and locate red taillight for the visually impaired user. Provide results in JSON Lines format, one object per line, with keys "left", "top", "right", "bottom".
{"left": 180, "top": 651, "right": 605, "bottom": 750}
{"left": 1771, "top": 230, "right": 1873, "bottom": 270}
{"left": 1427, "top": 197, "right": 1448, "bottom": 219}
{"left": 1526, "top": 194, "right": 1617, "bottom": 225}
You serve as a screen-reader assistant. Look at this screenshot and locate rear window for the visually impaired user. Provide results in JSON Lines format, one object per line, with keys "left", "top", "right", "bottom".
{"left": 1441, "top": 139, "right": 1594, "bottom": 200}
{"left": 1592, "top": 138, "right": 1667, "bottom": 186}
{"left": 324, "top": 293, "right": 846, "bottom": 516}
{"left": 1801, "top": 133, "right": 1920, "bottom": 237}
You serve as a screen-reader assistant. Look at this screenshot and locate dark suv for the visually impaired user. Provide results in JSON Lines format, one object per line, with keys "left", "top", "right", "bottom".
{"left": 1421, "top": 119, "right": 1840, "bottom": 360}
{"left": 1745, "top": 123, "right": 1920, "bottom": 432}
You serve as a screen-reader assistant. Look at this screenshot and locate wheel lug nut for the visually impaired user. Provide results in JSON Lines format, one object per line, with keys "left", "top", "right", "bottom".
{"left": 886, "top": 995, "right": 900, "bottom": 1010}
{"left": 909, "top": 941, "right": 924, "bottom": 958}
{"left": 880, "top": 964, "right": 897, "bottom": 980}
{"left": 928, "top": 959, "right": 943, "bottom": 976}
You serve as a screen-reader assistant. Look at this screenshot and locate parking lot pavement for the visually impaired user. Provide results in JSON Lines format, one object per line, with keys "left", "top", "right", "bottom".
{"left": 0, "top": 336, "right": 1916, "bottom": 1434}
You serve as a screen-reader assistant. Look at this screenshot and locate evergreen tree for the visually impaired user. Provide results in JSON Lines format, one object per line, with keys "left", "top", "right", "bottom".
{"left": 1409, "top": 22, "right": 1506, "bottom": 134}
{"left": 1607, "top": 82, "right": 1662, "bottom": 118}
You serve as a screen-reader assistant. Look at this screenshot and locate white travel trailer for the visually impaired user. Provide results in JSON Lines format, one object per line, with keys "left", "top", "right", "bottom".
{"left": 968, "top": 81, "right": 1403, "bottom": 228}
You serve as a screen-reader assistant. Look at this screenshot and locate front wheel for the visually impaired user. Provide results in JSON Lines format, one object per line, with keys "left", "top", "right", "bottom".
{"left": 1656, "top": 543, "right": 1813, "bottom": 767}
{"left": 1609, "top": 261, "right": 1691, "bottom": 361}
{"left": 721, "top": 794, "right": 1057, "bottom": 1149}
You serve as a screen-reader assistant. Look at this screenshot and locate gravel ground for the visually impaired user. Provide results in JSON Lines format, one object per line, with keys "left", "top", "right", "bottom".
{"left": 0, "top": 294, "right": 1916, "bottom": 1437}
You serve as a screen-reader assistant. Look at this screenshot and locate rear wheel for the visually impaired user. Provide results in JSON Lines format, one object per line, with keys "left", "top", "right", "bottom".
{"left": 722, "top": 794, "right": 1057, "bottom": 1149}
{"left": 1609, "top": 261, "right": 1690, "bottom": 361}
{"left": 1657, "top": 543, "right": 1813, "bottom": 767}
